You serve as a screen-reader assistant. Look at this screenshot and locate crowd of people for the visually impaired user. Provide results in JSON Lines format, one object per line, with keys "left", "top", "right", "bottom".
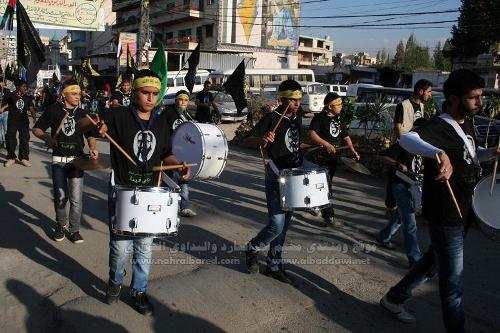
{"left": 0, "top": 68, "right": 498, "bottom": 333}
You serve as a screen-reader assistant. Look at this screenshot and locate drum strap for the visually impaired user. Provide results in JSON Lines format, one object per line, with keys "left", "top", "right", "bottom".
{"left": 174, "top": 107, "right": 189, "bottom": 122}
{"left": 439, "top": 113, "right": 480, "bottom": 167}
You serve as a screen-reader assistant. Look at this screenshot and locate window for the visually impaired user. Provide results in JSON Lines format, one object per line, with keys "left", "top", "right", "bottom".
{"left": 167, "top": 78, "right": 174, "bottom": 87}
{"left": 176, "top": 77, "right": 184, "bottom": 86}
{"left": 183, "top": 0, "right": 189, "bottom": 5}
{"left": 196, "top": 26, "right": 203, "bottom": 42}
{"left": 317, "top": 40, "right": 323, "bottom": 48}
{"left": 166, "top": 32, "right": 173, "bottom": 40}
{"left": 179, "top": 29, "right": 191, "bottom": 39}
{"left": 205, "top": 24, "right": 213, "bottom": 38}
{"left": 207, "top": 0, "right": 215, "bottom": 5}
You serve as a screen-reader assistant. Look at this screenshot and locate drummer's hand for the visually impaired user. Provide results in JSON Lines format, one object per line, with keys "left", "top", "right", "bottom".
{"left": 352, "top": 150, "right": 361, "bottom": 160}
{"left": 44, "top": 135, "right": 57, "bottom": 149}
{"left": 398, "top": 163, "right": 409, "bottom": 173}
{"left": 435, "top": 151, "right": 453, "bottom": 182}
{"left": 325, "top": 144, "right": 336, "bottom": 154}
{"left": 89, "top": 148, "right": 98, "bottom": 160}
{"left": 264, "top": 132, "right": 275, "bottom": 143}
{"left": 180, "top": 162, "right": 191, "bottom": 180}
{"left": 94, "top": 115, "right": 108, "bottom": 137}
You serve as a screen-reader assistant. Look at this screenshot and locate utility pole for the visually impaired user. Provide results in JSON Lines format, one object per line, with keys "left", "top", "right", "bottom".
{"left": 137, "top": 0, "right": 150, "bottom": 67}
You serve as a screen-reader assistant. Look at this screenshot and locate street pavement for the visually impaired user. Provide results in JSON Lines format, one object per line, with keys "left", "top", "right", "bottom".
{"left": 0, "top": 122, "right": 499, "bottom": 333}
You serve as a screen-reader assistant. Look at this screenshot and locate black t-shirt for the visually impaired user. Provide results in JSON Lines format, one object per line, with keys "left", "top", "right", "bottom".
{"left": 195, "top": 90, "right": 214, "bottom": 123}
{"left": 0, "top": 88, "right": 10, "bottom": 102}
{"left": 34, "top": 103, "right": 91, "bottom": 157}
{"left": 111, "top": 90, "right": 132, "bottom": 107}
{"left": 413, "top": 116, "right": 478, "bottom": 225}
{"left": 2, "top": 93, "right": 34, "bottom": 123}
{"left": 164, "top": 105, "right": 190, "bottom": 132}
{"left": 250, "top": 106, "right": 303, "bottom": 169}
{"left": 394, "top": 100, "right": 422, "bottom": 124}
{"left": 309, "top": 111, "right": 348, "bottom": 147}
{"left": 101, "top": 107, "right": 173, "bottom": 186}
{"left": 379, "top": 143, "right": 423, "bottom": 186}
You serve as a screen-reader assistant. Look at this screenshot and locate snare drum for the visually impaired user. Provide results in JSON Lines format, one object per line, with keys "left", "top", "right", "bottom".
{"left": 278, "top": 167, "right": 330, "bottom": 211}
{"left": 112, "top": 185, "right": 180, "bottom": 238}
{"left": 172, "top": 122, "right": 228, "bottom": 179}
{"left": 472, "top": 174, "right": 500, "bottom": 241}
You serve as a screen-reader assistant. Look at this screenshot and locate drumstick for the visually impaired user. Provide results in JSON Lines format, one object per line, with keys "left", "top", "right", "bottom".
{"left": 435, "top": 153, "right": 463, "bottom": 219}
{"left": 259, "top": 145, "right": 267, "bottom": 171}
{"left": 156, "top": 161, "right": 163, "bottom": 187}
{"left": 85, "top": 114, "right": 137, "bottom": 166}
{"left": 490, "top": 138, "right": 500, "bottom": 195}
{"left": 262, "top": 103, "right": 291, "bottom": 149}
{"left": 152, "top": 163, "right": 197, "bottom": 172}
{"left": 54, "top": 111, "right": 69, "bottom": 137}
{"left": 305, "top": 144, "right": 351, "bottom": 153}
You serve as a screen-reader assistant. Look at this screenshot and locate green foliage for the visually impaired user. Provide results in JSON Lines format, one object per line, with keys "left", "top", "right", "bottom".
{"left": 340, "top": 97, "right": 356, "bottom": 127}
{"left": 424, "top": 96, "right": 437, "bottom": 118}
{"left": 357, "top": 94, "right": 392, "bottom": 139}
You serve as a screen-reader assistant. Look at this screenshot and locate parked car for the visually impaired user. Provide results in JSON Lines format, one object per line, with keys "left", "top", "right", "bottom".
{"left": 186, "top": 91, "right": 248, "bottom": 124}
{"left": 327, "top": 84, "right": 348, "bottom": 96}
{"left": 346, "top": 83, "right": 383, "bottom": 98}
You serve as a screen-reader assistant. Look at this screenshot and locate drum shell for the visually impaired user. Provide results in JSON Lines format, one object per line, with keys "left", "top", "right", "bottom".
{"left": 472, "top": 175, "right": 500, "bottom": 242}
{"left": 112, "top": 185, "right": 180, "bottom": 238}
{"left": 172, "top": 122, "right": 228, "bottom": 179}
{"left": 278, "top": 168, "right": 331, "bottom": 211}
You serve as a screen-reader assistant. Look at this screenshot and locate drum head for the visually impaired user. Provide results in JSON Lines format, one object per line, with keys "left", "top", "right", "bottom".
{"left": 72, "top": 156, "right": 110, "bottom": 170}
{"left": 172, "top": 122, "right": 203, "bottom": 178}
{"left": 473, "top": 175, "right": 500, "bottom": 232}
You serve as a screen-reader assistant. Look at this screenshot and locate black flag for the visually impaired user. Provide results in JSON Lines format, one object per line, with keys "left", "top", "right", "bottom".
{"left": 184, "top": 44, "right": 200, "bottom": 94}
{"left": 16, "top": 0, "right": 46, "bottom": 84}
{"left": 222, "top": 60, "right": 247, "bottom": 115}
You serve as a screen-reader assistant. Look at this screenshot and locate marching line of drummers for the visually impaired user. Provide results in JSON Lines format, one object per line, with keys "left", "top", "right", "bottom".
{"left": 2, "top": 68, "right": 499, "bottom": 333}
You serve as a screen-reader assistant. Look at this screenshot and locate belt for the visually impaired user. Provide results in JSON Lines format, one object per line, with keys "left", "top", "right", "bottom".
{"left": 52, "top": 156, "right": 76, "bottom": 164}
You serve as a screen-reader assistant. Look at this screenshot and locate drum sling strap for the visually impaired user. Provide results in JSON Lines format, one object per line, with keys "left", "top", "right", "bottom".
{"left": 175, "top": 107, "right": 192, "bottom": 122}
{"left": 129, "top": 107, "right": 157, "bottom": 175}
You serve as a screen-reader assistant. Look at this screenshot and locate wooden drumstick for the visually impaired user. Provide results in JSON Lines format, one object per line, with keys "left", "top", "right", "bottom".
{"left": 85, "top": 114, "right": 137, "bottom": 166}
{"left": 156, "top": 161, "right": 163, "bottom": 187}
{"left": 435, "top": 153, "right": 463, "bottom": 219}
{"left": 152, "top": 163, "right": 197, "bottom": 172}
{"left": 262, "top": 103, "right": 291, "bottom": 149}
{"left": 54, "top": 111, "right": 69, "bottom": 137}
{"left": 490, "top": 138, "right": 500, "bottom": 195}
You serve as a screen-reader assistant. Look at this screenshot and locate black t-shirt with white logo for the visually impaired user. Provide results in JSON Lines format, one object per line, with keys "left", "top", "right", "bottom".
{"left": 111, "top": 90, "right": 132, "bottom": 107}
{"left": 309, "top": 111, "right": 348, "bottom": 147}
{"left": 413, "top": 116, "right": 478, "bottom": 225}
{"left": 2, "top": 93, "right": 34, "bottom": 123}
{"left": 101, "top": 107, "right": 173, "bottom": 186}
{"left": 34, "top": 103, "right": 91, "bottom": 157}
{"left": 394, "top": 100, "right": 422, "bottom": 124}
{"left": 164, "top": 105, "right": 191, "bottom": 131}
{"left": 250, "top": 106, "right": 303, "bottom": 169}
{"left": 379, "top": 142, "right": 423, "bottom": 186}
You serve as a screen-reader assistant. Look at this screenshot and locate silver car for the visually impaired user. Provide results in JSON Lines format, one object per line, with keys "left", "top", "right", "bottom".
{"left": 187, "top": 91, "right": 248, "bottom": 124}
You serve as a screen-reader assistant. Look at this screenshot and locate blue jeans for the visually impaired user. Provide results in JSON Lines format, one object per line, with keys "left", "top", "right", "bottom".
{"left": 387, "top": 225, "right": 465, "bottom": 333}
{"left": 167, "top": 171, "right": 191, "bottom": 210}
{"left": 51, "top": 163, "right": 84, "bottom": 233}
{"left": 0, "top": 111, "right": 7, "bottom": 144}
{"left": 377, "top": 182, "right": 422, "bottom": 263}
{"left": 107, "top": 179, "right": 154, "bottom": 293}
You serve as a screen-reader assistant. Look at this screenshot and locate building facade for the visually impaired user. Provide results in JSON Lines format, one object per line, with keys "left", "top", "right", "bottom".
{"left": 112, "top": 0, "right": 300, "bottom": 69}
{"left": 0, "top": 34, "right": 17, "bottom": 66}
{"left": 298, "top": 35, "right": 333, "bottom": 68}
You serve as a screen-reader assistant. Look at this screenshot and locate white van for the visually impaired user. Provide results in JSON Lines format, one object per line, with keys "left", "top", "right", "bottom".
{"left": 346, "top": 83, "right": 383, "bottom": 98}
{"left": 162, "top": 69, "right": 211, "bottom": 105}
{"left": 261, "top": 81, "right": 329, "bottom": 113}
{"left": 327, "top": 84, "right": 348, "bottom": 96}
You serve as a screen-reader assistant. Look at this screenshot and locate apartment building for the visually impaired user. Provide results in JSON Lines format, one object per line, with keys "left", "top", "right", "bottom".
{"left": 298, "top": 35, "right": 333, "bottom": 67}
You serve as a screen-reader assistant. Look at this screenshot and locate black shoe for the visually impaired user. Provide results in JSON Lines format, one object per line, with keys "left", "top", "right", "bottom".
{"left": 245, "top": 249, "right": 259, "bottom": 274}
{"left": 264, "top": 267, "right": 292, "bottom": 284}
{"left": 278, "top": 264, "right": 291, "bottom": 278}
{"left": 105, "top": 282, "right": 121, "bottom": 304}
{"left": 376, "top": 239, "right": 396, "bottom": 250}
{"left": 53, "top": 225, "right": 66, "bottom": 242}
{"left": 67, "top": 231, "right": 84, "bottom": 244}
{"left": 132, "top": 292, "right": 154, "bottom": 315}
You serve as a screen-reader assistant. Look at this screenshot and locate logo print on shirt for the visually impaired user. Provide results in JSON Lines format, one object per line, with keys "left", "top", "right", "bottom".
{"left": 414, "top": 109, "right": 423, "bottom": 119}
{"left": 285, "top": 127, "right": 300, "bottom": 153}
{"left": 123, "top": 96, "right": 130, "bottom": 107}
{"left": 16, "top": 99, "right": 25, "bottom": 111}
{"left": 172, "top": 118, "right": 184, "bottom": 130}
{"left": 62, "top": 117, "right": 76, "bottom": 136}
{"left": 330, "top": 119, "right": 340, "bottom": 138}
{"left": 133, "top": 130, "right": 156, "bottom": 162}
{"left": 463, "top": 135, "right": 476, "bottom": 165}
{"left": 411, "top": 155, "right": 424, "bottom": 183}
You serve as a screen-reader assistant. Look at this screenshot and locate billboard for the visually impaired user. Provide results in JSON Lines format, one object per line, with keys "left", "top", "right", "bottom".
{"left": 0, "top": 0, "right": 107, "bottom": 31}
{"left": 118, "top": 32, "right": 137, "bottom": 67}
{"left": 222, "top": 0, "right": 263, "bottom": 47}
{"left": 265, "top": 0, "right": 299, "bottom": 51}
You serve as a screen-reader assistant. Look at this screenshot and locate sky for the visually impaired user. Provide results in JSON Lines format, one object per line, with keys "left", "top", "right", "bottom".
{"left": 40, "top": 0, "right": 462, "bottom": 57}
{"left": 300, "top": 0, "right": 462, "bottom": 56}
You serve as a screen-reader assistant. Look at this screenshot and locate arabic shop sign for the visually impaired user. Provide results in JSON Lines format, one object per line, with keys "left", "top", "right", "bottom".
{"left": 0, "top": 0, "right": 106, "bottom": 31}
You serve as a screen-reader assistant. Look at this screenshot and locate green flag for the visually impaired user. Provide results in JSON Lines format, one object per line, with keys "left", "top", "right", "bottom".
{"left": 149, "top": 45, "right": 167, "bottom": 106}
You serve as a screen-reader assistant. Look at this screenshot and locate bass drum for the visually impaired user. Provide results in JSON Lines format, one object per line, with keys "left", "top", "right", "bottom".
{"left": 172, "top": 122, "right": 228, "bottom": 179}
{"left": 472, "top": 174, "right": 500, "bottom": 241}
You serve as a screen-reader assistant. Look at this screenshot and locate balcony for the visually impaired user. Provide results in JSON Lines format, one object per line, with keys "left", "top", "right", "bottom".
{"left": 150, "top": 2, "right": 201, "bottom": 26}
{"left": 112, "top": 0, "right": 140, "bottom": 12}
{"left": 165, "top": 36, "right": 199, "bottom": 50}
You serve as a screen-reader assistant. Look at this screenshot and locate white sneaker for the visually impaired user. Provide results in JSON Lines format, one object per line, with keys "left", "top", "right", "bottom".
{"left": 19, "top": 159, "right": 31, "bottom": 167}
{"left": 4, "top": 159, "right": 15, "bottom": 167}
{"left": 380, "top": 295, "right": 416, "bottom": 323}
{"left": 180, "top": 208, "right": 197, "bottom": 217}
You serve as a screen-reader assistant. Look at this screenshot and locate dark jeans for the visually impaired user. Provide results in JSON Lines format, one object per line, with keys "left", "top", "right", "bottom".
{"left": 387, "top": 224, "right": 465, "bottom": 333}
{"left": 51, "top": 163, "right": 84, "bottom": 233}
{"left": 321, "top": 157, "right": 337, "bottom": 218}
{"left": 167, "top": 171, "right": 191, "bottom": 210}
{"left": 6, "top": 120, "right": 30, "bottom": 160}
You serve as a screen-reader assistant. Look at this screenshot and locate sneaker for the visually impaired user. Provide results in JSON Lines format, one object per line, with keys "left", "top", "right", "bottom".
{"left": 245, "top": 249, "right": 259, "bottom": 274}
{"left": 132, "top": 292, "right": 154, "bottom": 315}
{"left": 323, "top": 217, "right": 343, "bottom": 227}
{"left": 53, "top": 225, "right": 66, "bottom": 242}
{"left": 3, "top": 159, "right": 15, "bottom": 167}
{"left": 308, "top": 208, "right": 321, "bottom": 217}
{"left": 380, "top": 295, "right": 416, "bottom": 323}
{"left": 68, "top": 231, "right": 84, "bottom": 244}
{"left": 19, "top": 159, "right": 31, "bottom": 167}
{"left": 264, "top": 267, "right": 292, "bottom": 284}
{"left": 376, "top": 239, "right": 396, "bottom": 250}
{"left": 105, "top": 282, "right": 122, "bottom": 304}
{"left": 179, "top": 208, "right": 197, "bottom": 217}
